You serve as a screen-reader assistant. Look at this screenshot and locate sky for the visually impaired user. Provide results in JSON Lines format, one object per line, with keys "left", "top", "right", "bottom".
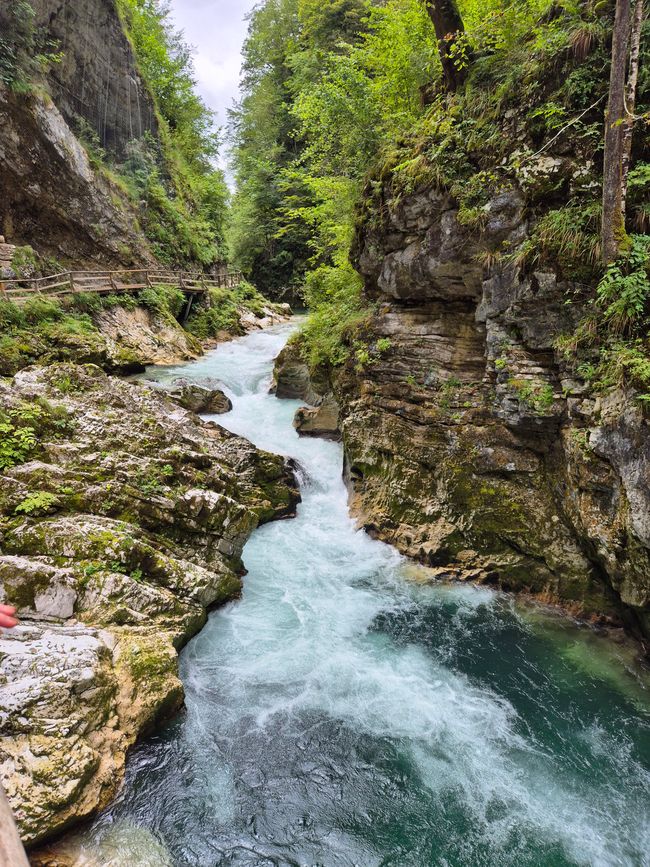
{"left": 168, "top": 0, "right": 258, "bottom": 174}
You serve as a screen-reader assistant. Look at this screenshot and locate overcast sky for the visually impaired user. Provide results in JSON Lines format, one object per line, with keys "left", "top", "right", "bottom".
{"left": 168, "top": 0, "right": 258, "bottom": 173}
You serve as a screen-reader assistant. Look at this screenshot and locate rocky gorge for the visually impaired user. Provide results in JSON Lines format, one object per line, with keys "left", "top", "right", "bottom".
{"left": 0, "top": 360, "right": 299, "bottom": 849}
{"left": 276, "top": 181, "right": 650, "bottom": 647}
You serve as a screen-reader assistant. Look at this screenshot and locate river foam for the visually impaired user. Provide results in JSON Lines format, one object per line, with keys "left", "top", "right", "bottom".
{"left": 78, "top": 323, "right": 650, "bottom": 867}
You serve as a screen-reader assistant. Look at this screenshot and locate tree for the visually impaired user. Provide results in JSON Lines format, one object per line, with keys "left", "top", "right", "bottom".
{"left": 601, "top": 0, "right": 646, "bottom": 263}
{"left": 423, "top": 0, "right": 468, "bottom": 92}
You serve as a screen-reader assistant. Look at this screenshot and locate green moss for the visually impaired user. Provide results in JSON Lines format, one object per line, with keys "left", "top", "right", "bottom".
{"left": 10, "top": 245, "right": 39, "bottom": 278}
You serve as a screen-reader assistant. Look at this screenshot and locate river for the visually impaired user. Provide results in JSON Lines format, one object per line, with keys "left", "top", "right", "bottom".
{"left": 78, "top": 322, "right": 650, "bottom": 867}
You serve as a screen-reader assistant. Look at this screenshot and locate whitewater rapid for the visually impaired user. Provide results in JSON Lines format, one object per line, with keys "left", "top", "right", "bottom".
{"left": 79, "top": 322, "right": 650, "bottom": 867}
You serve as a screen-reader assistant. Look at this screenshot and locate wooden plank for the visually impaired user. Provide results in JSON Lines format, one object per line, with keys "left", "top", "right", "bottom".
{"left": 0, "top": 784, "right": 29, "bottom": 866}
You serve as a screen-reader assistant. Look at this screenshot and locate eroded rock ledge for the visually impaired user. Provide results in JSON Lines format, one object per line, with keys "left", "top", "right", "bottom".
{"left": 0, "top": 363, "right": 299, "bottom": 847}
{"left": 275, "top": 187, "right": 650, "bottom": 646}
{"left": 344, "top": 186, "right": 650, "bottom": 642}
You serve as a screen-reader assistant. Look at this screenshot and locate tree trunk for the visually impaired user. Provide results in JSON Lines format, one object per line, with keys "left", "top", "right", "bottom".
{"left": 424, "top": 0, "right": 468, "bottom": 92}
{"left": 621, "top": 0, "right": 645, "bottom": 221}
{"left": 602, "top": 0, "right": 632, "bottom": 263}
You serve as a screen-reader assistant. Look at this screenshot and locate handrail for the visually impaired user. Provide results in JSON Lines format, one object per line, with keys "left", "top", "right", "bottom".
{"left": 0, "top": 266, "right": 243, "bottom": 301}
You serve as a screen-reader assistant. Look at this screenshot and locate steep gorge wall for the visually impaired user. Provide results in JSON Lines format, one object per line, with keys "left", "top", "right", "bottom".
{"left": 0, "top": 0, "right": 156, "bottom": 264}
{"left": 322, "top": 182, "right": 650, "bottom": 642}
{"left": 29, "top": 0, "right": 158, "bottom": 155}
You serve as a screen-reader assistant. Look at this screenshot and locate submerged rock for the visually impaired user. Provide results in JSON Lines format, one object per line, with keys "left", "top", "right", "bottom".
{"left": 0, "top": 362, "right": 300, "bottom": 847}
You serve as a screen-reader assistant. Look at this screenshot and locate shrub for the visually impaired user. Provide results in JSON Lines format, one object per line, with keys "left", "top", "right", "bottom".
{"left": 596, "top": 235, "right": 650, "bottom": 335}
{"left": 14, "top": 491, "right": 61, "bottom": 516}
{"left": 300, "top": 263, "right": 370, "bottom": 369}
{"left": 68, "top": 292, "right": 103, "bottom": 315}
{"left": 0, "top": 300, "right": 26, "bottom": 330}
{"left": 138, "top": 284, "right": 185, "bottom": 320}
{"left": 22, "top": 297, "right": 64, "bottom": 324}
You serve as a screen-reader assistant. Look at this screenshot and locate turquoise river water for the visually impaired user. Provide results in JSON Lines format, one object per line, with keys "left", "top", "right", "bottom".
{"left": 78, "top": 322, "right": 650, "bottom": 867}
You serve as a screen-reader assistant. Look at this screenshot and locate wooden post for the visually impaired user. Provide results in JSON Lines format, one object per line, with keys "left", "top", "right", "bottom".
{"left": 0, "top": 784, "right": 29, "bottom": 866}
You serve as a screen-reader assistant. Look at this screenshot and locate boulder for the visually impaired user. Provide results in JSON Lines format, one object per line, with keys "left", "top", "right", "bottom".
{"left": 293, "top": 395, "right": 341, "bottom": 441}
{"left": 168, "top": 380, "right": 232, "bottom": 414}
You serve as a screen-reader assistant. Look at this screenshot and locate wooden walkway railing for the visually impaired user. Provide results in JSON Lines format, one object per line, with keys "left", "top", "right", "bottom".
{"left": 0, "top": 784, "right": 29, "bottom": 866}
{"left": 0, "top": 267, "right": 242, "bottom": 304}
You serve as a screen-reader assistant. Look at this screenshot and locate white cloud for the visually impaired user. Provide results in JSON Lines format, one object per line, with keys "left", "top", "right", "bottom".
{"left": 168, "top": 0, "right": 258, "bottom": 176}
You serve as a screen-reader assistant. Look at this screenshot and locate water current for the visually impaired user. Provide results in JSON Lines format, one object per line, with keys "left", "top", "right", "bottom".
{"left": 79, "top": 322, "right": 650, "bottom": 867}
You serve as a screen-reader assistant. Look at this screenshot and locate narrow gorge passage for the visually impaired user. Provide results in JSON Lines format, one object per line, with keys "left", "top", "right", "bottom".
{"left": 77, "top": 323, "right": 649, "bottom": 867}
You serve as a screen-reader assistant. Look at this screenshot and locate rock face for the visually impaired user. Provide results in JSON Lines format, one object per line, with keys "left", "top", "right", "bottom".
{"left": 95, "top": 306, "right": 202, "bottom": 367}
{"left": 273, "top": 342, "right": 341, "bottom": 440}
{"left": 293, "top": 396, "right": 341, "bottom": 441}
{"left": 0, "top": 363, "right": 299, "bottom": 846}
{"left": 272, "top": 342, "right": 324, "bottom": 403}
{"left": 167, "top": 381, "right": 233, "bottom": 415}
{"left": 0, "top": 0, "right": 158, "bottom": 260}
{"left": 334, "top": 183, "right": 650, "bottom": 641}
{"left": 0, "top": 87, "right": 150, "bottom": 265}
{"left": 28, "top": 0, "right": 158, "bottom": 157}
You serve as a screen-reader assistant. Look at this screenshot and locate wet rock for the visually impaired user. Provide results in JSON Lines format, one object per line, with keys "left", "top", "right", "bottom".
{"left": 272, "top": 343, "right": 323, "bottom": 403}
{"left": 293, "top": 395, "right": 341, "bottom": 441}
{"left": 340, "top": 181, "right": 650, "bottom": 639}
{"left": 168, "top": 381, "right": 232, "bottom": 414}
{"left": 0, "top": 362, "right": 300, "bottom": 846}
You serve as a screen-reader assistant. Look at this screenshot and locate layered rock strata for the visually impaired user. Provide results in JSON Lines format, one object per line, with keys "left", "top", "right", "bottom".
{"left": 274, "top": 184, "right": 650, "bottom": 643}
{"left": 340, "top": 185, "right": 650, "bottom": 640}
{"left": 0, "top": 363, "right": 299, "bottom": 846}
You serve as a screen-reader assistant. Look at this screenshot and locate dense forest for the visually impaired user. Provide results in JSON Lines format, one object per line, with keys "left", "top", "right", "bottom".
{"left": 230, "top": 0, "right": 649, "bottom": 392}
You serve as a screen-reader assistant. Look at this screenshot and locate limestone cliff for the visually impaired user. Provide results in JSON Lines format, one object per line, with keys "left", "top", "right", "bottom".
{"left": 276, "top": 179, "right": 650, "bottom": 646}
{"left": 332, "top": 181, "right": 650, "bottom": 642}
{"left": 0, "top": 363, "right": 299, "bottom": 846}
{"left": 0, "top": 0, "right": 157, "bottom": 265}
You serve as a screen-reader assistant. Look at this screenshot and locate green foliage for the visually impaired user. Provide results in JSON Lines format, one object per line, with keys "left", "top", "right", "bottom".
{"left": 0, "top": 418, "right": 37, "bottom": 471}
{"left": 68, "top": 292, "right": 104, "bottom": 316}
{"left": 108, "top": 0, "right": 229, "bottom": 267}
{"left": 22, "top": 297, "right": 64, "bottom": 325}
{"left": 0, "top": 400, "right": 65, "bottom": 470}
{"left": 508, "top": 379, "right": 555, "bottom": 413}
{"left": 300, "top": 263, "right": 370, "bottom": 368}
{"left": 71, "top": 116, "right": 107, "bottom": 169}
{"left": 558, "top": 238, "right": 650, "bottom": 396}
{"left": 0, "top": 300, "right": 26, "bottom": 331}
{"left": 229, "top": 0, "right": 437, "bottom": 295}
{"left": 516, "top": 201, "right": 601, "bottom": 281}
{"left": 11, "top": 245, "right": 40, "bottom": 278}
{"left": 596, "top": 235, "right": 650, "bottom": 335}
{"left": 14, "top": 491, "right": 61, "bottom": 516}
{"left": 185, "top": 280, "right": 270, "bottom": 339}
{"left": 0, "top": 1, "right": 63, "bottom": 92}
{"left": 138, "top": 284, "right": 185, "bottom": 320}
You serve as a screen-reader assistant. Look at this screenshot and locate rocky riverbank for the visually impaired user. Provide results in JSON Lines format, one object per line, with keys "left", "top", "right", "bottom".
{"left": 0, "top": 362, "right": 299, "bottom": 848}
{"left": 274, "top": 188, "right": 650, "bottom": 647}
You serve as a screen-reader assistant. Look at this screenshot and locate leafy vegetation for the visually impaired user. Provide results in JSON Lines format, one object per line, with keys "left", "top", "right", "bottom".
{"left": 185, "top": 280, "right": 274, "bottom": 340}
{"left": 0, "top": 1, "right": 62, "bottom": 92}
{"left": 0, "top": 401, "right": 68, "bottom": 471}
{"left": 557, "top": 235, "right": 650, "bottom": 396}
{"left": 231, "top": 0, "right": 649, "bottom": 384}
{"left": 112, "top": 0, "right": 230, "bottom": 267}
{"left": 14, "top": 491, "right": 61, "bottom": 516}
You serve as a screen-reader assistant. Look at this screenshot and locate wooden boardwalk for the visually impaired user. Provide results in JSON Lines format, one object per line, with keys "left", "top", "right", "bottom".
{"left": 0, "top": 267, "right": 242, "bottom": 304}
